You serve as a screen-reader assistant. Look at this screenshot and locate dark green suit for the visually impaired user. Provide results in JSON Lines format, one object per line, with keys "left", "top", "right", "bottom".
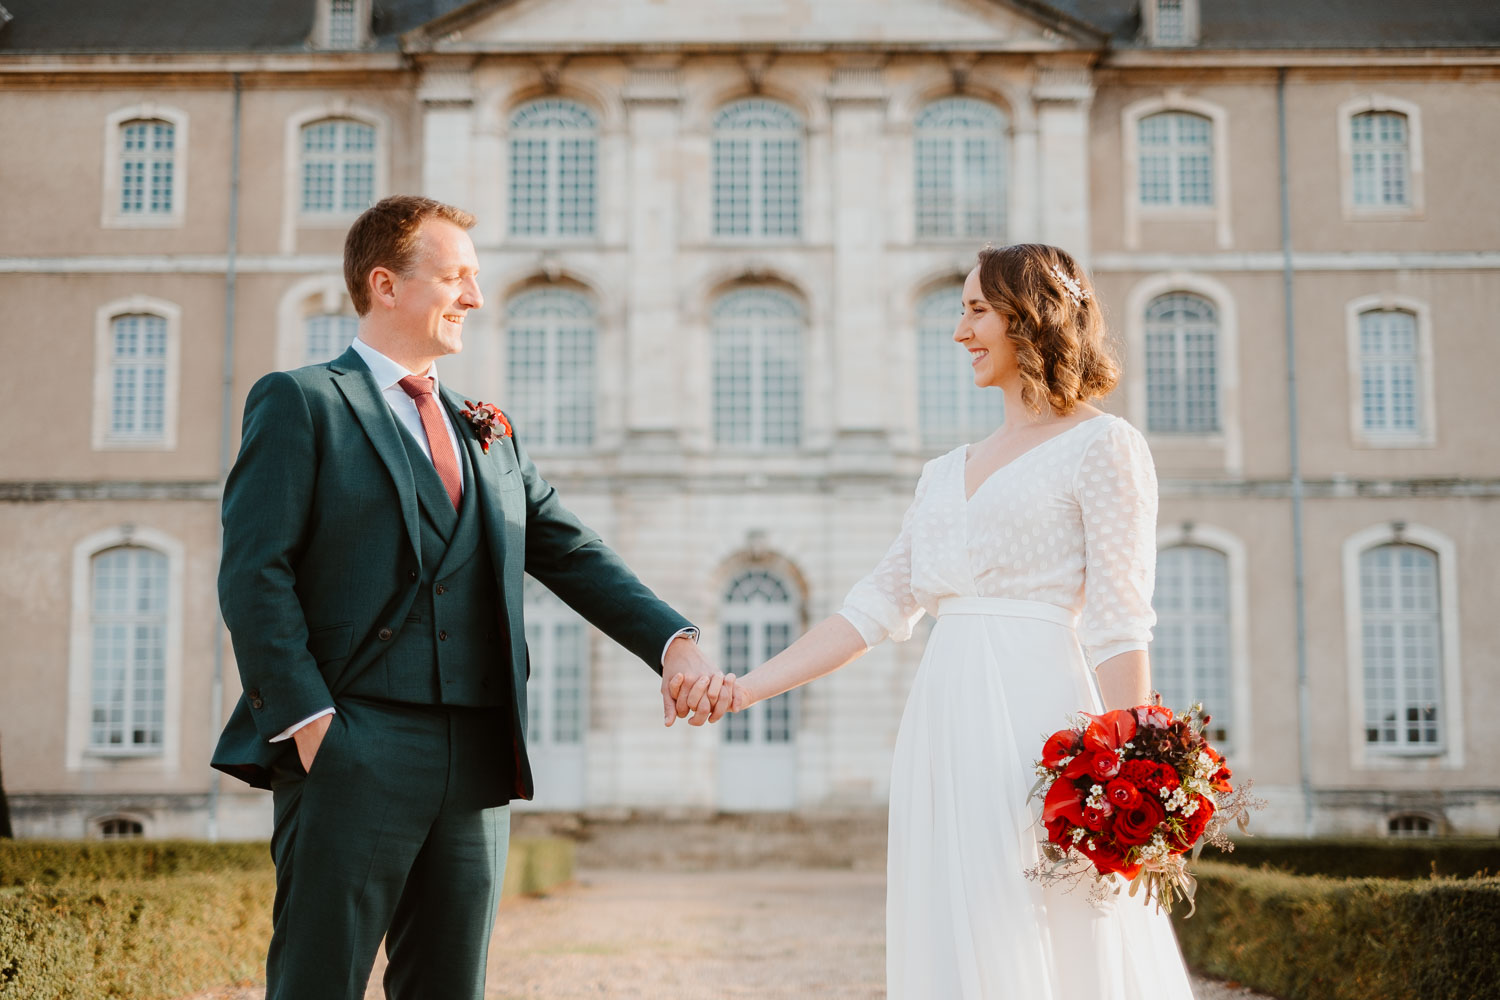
{"left": 212, "top": 345, "right": 691, "bottom": 999}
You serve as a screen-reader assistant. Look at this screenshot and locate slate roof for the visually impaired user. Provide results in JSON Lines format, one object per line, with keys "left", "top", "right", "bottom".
{"left": 0, "top": 0, "right": 1496, "bottom": 54}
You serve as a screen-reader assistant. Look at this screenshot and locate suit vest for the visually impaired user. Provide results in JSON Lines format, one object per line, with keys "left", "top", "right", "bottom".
{"left": 340, "top": 416, "right": 511, "bottom": 707}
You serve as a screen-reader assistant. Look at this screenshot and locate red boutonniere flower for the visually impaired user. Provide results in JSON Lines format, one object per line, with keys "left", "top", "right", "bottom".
{"left": 460, "top": 400, "right": 512, "bottom": 454}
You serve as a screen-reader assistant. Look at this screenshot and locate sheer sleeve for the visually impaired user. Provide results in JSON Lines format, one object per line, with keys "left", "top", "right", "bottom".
{"left": 1075, "top": 419, "right": 1159, "bottom": 669}
{"left": 836, "top": 461, "right": 936, "bottom": 648}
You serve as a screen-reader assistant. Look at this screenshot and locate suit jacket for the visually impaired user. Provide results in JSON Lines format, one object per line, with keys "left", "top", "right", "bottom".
{"left": 211, "top": 345, "right": 694, "bottom": 792}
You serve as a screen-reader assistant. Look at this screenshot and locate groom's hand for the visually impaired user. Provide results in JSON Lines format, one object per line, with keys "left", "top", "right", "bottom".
{"left": 661, "top": 636, "right": 732, "bottom": 727}
{"left": 292, "top": 714, "right": 332, "bottom": 772}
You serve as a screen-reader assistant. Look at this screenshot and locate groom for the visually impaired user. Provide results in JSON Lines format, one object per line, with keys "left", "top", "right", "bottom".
{"left": 212, "top": 195, "right": 730, "bottom": 1000}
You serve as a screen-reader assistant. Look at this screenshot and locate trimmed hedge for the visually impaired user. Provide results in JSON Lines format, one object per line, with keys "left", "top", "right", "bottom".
{"left": 1212, "top": 836, "right": 1500, "bottom": 880}
{"left": 1173, "top": 861, "right": 1500, "bottom": 1000}
{"left": 0, "top": 837, "right": 574, "bottom": 999}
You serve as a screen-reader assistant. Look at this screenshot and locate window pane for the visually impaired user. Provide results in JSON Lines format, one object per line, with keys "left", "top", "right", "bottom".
{"left": 1144, "top": 293, "right": 1218, "bottom": 433}
{"left": 1138, "top": 113, "right": 1214, "bottom": 207}
{"left": 305, "top": 313, "right": 358, "bottom": 365}
{"left": 722, "top": 571, "right": 799, "bottom": 746}
{"left": 90, "top": 548, "right": 167, "bottom": 751}
{"left": 1152, "top": 546, "right": 1232, "bottom": 744}
{"left": 1351, "top": 112, "right": 1411, "bottom": 207}
{"left": 713, "top": 100, "right": 803, "bottom": 239}
{"left": 509, "top": 100, "right": 599, "bottom": 238}
{"left": 301, "top": 119, "right": 377, "bottom": 215}
{"left": 506, "top": 288, "right": 597, "bottom": 449}
{"left": 1361, "top": 544, "right": 1443, "bottom": 751}
{"left": 119, "top": 120, "right": 174, "bottom": 215}
{"left": 109, "top": 314, "right": 168, "bottom": 440}
{"left": 1357, "top": 310, "right": 1421, "bottom": 435}
{"left": 712, "top": 290, "right": 803, "bottom": 449}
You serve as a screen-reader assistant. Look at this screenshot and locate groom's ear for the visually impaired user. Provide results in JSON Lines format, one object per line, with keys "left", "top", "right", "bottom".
{"left": 367, "top": 265, "right": 400, "bottom": 311}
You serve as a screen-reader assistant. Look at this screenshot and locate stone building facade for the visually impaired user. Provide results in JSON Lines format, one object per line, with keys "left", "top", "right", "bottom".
{"left": 1, "top": 0, "right": 1496, "bottom": 839}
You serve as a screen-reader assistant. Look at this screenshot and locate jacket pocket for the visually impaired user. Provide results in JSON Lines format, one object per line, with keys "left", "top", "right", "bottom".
{"left": 306, "top": 622, "right": 353, "bottom": 666}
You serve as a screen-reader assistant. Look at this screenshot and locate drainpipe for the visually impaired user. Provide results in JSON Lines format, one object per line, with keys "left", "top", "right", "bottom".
{"left": 1277, "top": 68, "right": 1314, "bottom": 837}
{"left": 207, "top": 73, "right": 243, "bottom": 841}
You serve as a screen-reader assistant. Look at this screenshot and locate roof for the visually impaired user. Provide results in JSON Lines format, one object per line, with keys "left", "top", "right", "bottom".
{"left": 0, "top": 0, "right": 1495, "bottom": 54}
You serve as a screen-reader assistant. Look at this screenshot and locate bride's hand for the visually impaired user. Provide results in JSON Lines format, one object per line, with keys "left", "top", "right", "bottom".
{"left": 665, "top": 672, "right": 738, "bottom": 724}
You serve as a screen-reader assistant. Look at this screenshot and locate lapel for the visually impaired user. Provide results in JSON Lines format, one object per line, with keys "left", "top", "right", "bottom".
{"left": 440, "top": 385, "right": 521, "bottom": 574}
{"left": 329, "top": 347, "right": 422, "bottom": 560}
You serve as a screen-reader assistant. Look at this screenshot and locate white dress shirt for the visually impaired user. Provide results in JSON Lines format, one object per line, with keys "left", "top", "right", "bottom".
{"left": 272, "top": 339, "right": 696, "bottom": 743}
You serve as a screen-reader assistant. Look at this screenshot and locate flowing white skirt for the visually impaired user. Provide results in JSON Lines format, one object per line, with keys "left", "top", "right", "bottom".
{"left": 887, "top": 597, "right": 1197, "bottom": 1000}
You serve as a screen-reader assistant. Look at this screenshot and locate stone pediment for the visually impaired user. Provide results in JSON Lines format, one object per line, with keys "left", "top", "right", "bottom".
{"left": 406, "top": 0, "right": 1103, "bottom": 51}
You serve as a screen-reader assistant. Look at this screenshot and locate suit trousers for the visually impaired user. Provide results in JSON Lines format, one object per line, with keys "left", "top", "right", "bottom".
{"left": 265, "top": 696, "right": 512, "bottom": 1000}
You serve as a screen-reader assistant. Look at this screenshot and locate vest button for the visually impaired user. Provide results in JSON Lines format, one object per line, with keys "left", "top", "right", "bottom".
{"left": 435, "top": 584, "right": 446, "bottom": 595}
{"left": 438, "top": 630, "right": 448, "bottom": 641}
{"left": 378, "top": 627, "right": 393, "bottom": 641}
{"left": 407, "top": 569, "right": 418, "bottom": 581}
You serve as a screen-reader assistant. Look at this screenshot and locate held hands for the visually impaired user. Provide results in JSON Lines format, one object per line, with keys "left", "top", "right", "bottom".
{"left": 660, "top": 634, "right": 748, "bottom": 727}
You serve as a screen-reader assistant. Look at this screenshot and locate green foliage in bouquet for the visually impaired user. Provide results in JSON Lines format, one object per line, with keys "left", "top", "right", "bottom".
{"left": 1173, "top": 860, "right": 1500, "bottom": 1000}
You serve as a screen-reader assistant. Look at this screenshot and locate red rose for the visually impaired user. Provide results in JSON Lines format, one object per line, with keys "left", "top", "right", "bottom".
{"left": 1105, "top": 778, "right": 1142, "bottom": 810}
{"left": 1079, "top": 835, "right": 1141, "bottom": 879}
{"left": 1088, "top": 752, "right": 1122, "bottom": 782}
{"left": 1136, "top": 704, "right": 1175, "bottom": 729}
{"left": 1042, "top": 729, "right": 1084, "bottom": 768}
{"left": 1112, "top": 796, "right": 1167, "bottom": 847}
{"left": 1119, "top": 760, "right": 1180, "bottom": 798}
{"left": 1082, "top": 802, "right": 1114, "bottom": 831}
{"left": 1170, "top": 797, "right": 1216, "bottom": 851}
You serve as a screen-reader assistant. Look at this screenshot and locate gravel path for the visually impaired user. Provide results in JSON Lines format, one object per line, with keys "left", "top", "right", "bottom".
{"left": 186, "top": 867, "right": 1275, "bottom": 999}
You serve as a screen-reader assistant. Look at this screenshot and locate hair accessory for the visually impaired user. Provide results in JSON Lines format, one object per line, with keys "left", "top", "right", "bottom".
{"left": 1051, "top": 264, "right": 1088, "bottom": 306}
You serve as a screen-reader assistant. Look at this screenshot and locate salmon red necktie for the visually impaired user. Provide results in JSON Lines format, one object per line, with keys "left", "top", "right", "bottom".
{"left": 397, "top": 375, "right": 463, "bottom": 510}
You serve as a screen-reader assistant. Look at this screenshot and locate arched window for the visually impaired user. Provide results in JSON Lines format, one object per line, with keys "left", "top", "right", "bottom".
{"left": 305, "top": 314, "right": 359, "bottom": 365}
{"left": 712, "top": 288, "right": 803, "bottom": 449}
{"left": 916, "top": 284, "right": 1004, "bottom": 446}
{"left": 914, "top": 98, "right": 1007, "bottom": 241}
{"left": 522, "top": 577, "right": 588, "bottom": 749}
{"left": 506, "top": 288, "right": 597, "bottom": 449}
{"left": 1357, "top": 308, "right": 1421, "bottom": 437}
{"left": 89, "top": 547, "right": 168, "bottom": 753}
{"left": 508, "top": 99, "right": 599, "bottom": 238}
{"left": 300, "top": 118, "right": 376, "bottom": 215}
{"left": 1350, "top": 111, "right": 1411, "bottom": 208}
{"left": 712, "top": 100, "right": 803, "bottom": 239}
{"left": 1360, "top": 543, "right": 1444, "bottom": 752}
{"left": 1387, "top": 813, "right": 1436, "bottom": 838}
{"left": 106, "top": 313, "right": 169, "bottom": 443}
{"left": 1144, "top": 292, "right": 1219, "bottom": 433}
{"left": 1138, "top": 111, "right": 1213, "bottom": 206}
{"left": 721, "top": 571, "right": 798, "bottom": 746}
{"left": 97, "top": 816, "right": 145, "bottom": 839}
{"left": 1152, "top": 545, "right": 1232, "bottom": 743}
{"left": 119, "top": 119, "right": 176, "bottom": 216}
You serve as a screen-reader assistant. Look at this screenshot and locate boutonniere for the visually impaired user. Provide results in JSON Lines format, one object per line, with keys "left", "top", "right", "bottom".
{"left": 459, "top": 400, "right": 512, "bottom": 454}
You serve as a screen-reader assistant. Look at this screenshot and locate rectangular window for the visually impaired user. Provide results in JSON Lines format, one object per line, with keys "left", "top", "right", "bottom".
{"left": 1351, "top": 112, "right": 1410, "bottom": 208}
{"left": 120, "top": 121, "right": 175, "bottom": 215}
{"left": 108, "top": 315, "right": 168, "bottom": 440}
{"left": 1361, "top": 545, "right": 1443, "bottom": 751}
{"left": 90, "top": 548, "right": 167, "bottom": 752}
{"left": 1358, "top": 310, "right": 1421, "bottom": 436}
{"left": 328, "top": 0, "right": 358, "bottom": 48}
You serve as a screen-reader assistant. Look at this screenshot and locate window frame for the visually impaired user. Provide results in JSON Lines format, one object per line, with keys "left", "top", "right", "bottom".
{"left": 276, "top": 275, "right": 359, "bottom": 370}
{"left": 912, "top": 97, "right": 1009, "bottom": 243}
{"left": 1337, "top": 95, "right": 1424, "bottom": 220}
{"left": 280, "top": 104, "right": 389, "bottom": 251}
{"left": 719, "top": 569, "right": 802, "bottom": 746}
{"left": 1345, "top": 294, "right": 1436, "bottom": 449}
{"left": 314, "top": 0, "right": 370, "bottom": 49}
{"left": 505, "top": 98, "right": 601, "bottom": 242}
{"left": 92, "top": 296, "right": 181, "bottom": 452}
{"left": 1121, "top": 94, "right": 1232, "bottom": 249}
{"left": 503, "top": 286, "right": 600, "bottom": 451}
{"left": 101, "top": 104, "right": 188, "bottom": 229}
{"left": 710, "top": 287, "right": 806, "bottom": 451}
{"left": 710, "top": 98, "right": 806, "bottom": 242}
{"left": 1141, "top": 0, "right": 1199, "bottom": 46}
{"left": 1343, "top": 523, "right": 1464, "bottom": 771}
{"left": 66, "top": 527, "right": 185, "bottom": 772}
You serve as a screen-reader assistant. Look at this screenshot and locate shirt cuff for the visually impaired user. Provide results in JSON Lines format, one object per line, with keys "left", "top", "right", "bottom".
{"left": 270, "top": 707, "right": 336, "bottom": 743}
{"left": 659, "top": 626, "right": 700, "bottom": 668}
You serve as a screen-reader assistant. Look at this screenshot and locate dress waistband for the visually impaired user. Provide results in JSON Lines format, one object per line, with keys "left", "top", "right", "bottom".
{"left": 935, "top": 597, "right": 1077, "bottom": 628}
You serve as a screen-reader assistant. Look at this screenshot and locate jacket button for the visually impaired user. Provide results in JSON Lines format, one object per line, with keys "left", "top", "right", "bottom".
{"left": 407, "top": 569, "right": 418, "bottom": 581}
{"left": 246, "top": 688, "right": 260, "bottom": 700}
{"left": 378, "top": 627, "right": 393, "bottom": 641}
{"left": 435, "top": 584, "right": 446, "bottom": 595}
{"left": 438, "top": 630, "right": 448, "bottom": 641}
{"left": 250, "top": 697, "right": 264, "bottom": 710}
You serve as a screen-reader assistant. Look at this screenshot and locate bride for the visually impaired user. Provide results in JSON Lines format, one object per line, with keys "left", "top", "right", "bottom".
{"left": 682, "top": 244, "right": 1197, "bottom": 998}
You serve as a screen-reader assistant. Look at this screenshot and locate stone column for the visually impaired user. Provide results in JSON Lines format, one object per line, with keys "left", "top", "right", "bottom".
{"left": 826, "top": 62, "right": 891, "bottom": 463}
{"left": 417, "top": 56, "right": 478, "bottom": 208}
{"left": 1032, "top": 65, "right": 1096, "bottom": 262}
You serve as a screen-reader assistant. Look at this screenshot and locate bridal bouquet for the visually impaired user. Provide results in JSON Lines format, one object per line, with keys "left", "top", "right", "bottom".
{"left": 1023, "top": 701, "right": 1260, "bottom": 914}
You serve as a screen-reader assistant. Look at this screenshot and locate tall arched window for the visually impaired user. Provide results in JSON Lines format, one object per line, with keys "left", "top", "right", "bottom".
{"left": 1357, "top": 308, "right": 1421, "bottom": 438}
{"left": 522, "top": 577, "right": 588, "bottom": 750}
{"left": 916, "top": 285, "right": 1004, "bottom": 446}
{"left": 712, "top": 288, "right": 803, "bottom": 449}
{"left": 914, "top": 98, "right": 1007, "bottom": 241}
{"left": 1152, "top": 545, "right": 1232, "bottom": 743}
{"left": 1144, "top": 292, "right": 1219, "bottom": 433}
{"left": 119, "top": 119, "right": 176, "bottom": 217}
{"left": 721, "top": 571, "right": 798, "bottom": 746}
{"left": 509, "top": 99, "right": 599, "bottom": 238}
{"left": 712, "top": 100, "right": 803, "bottom": 239}
{"left": 1138, "top": 111, "right": 1214, "bottom": 206}
{"left": 107, "top": 313, "right": 169, "bottom": 443}
{"left": 305, "top": 314, "right": 358, "bottom": 365}
{"left": 1350, "top": 111, "right": 1411, "bottom": 208}
{"left": 506, "top": 288, "right": 597, "bottom": 449}
{"left": 89, "top": 547, "right": 168, "bottom": 753}
{"left": 300, "top": 118, "right": 376, "bottom": 215}
{"left": 1360, "top": 543, "right": 1444, "bottom": 752}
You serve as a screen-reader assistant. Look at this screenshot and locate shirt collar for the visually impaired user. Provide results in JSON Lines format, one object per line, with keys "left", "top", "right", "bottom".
{"left": 351, "top": 337, "right": 440, "bottom": 393}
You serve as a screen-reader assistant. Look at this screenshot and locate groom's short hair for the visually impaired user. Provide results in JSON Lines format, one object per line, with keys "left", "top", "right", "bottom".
{"left": 344, "top": 195, "right": 477, "bottom": 316}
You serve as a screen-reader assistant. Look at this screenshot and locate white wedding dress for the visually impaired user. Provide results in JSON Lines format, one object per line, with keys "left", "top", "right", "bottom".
{"left": 838, "top": 414, "right": 1196, "bottom": 1000}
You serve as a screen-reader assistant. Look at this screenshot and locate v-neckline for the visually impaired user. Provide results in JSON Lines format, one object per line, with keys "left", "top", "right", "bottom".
{"left": 961, "top": 415, "right": 1109, "bottom": 503}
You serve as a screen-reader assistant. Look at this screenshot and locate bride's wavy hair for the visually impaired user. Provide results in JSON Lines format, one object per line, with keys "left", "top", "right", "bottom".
{"left": 974, "top": 244, "right": 1120, "bottom": 415}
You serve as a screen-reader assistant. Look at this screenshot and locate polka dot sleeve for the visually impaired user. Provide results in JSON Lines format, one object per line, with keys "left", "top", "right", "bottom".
{"left": 837, "top": 463, "right": 935, "bottom": 648}
{"left": 1074, "top": 420, "right": 1159, "bottom": 669}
